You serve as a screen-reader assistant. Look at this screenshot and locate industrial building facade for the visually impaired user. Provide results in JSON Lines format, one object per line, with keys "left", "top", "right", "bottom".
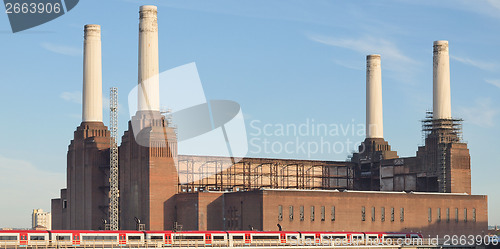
{"left": 175, "top": 190, "right": 486, "bottom": 237}
{"left": 51, "top": 5, "right": 487, "bottom": 237}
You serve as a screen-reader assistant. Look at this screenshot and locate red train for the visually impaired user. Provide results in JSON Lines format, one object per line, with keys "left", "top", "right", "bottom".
{"left": 0, "top": 230, "right": 423, "bottom": 247}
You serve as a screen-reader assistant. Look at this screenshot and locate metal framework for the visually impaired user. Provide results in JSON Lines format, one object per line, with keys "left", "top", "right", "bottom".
{"left": 109, "top": 87, "right": 119, "bottom": 230}
{"left": 177, "top": 156, "right": 350, "bottom": 193}
{"left": 421, "top": 111, "right": 463, "bottom": 193}
{"left": 421, "top": 111, "right": 463, "bottom": 143}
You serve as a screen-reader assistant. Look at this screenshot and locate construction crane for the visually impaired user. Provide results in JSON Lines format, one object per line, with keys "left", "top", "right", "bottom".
{"left": 109, "top": 87, "right": 119, "bottom": 230}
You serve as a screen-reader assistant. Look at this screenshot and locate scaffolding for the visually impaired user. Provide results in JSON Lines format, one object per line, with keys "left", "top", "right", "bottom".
{"left": 421, "top": 111, "right": 463, "bottom": 143}
{"left": 421, "top": 111, "right": 463, "bottom": 193}
{"left": 109, "top": 87, "right": 119, "bottom": 230}
{"left": 177, "top": 156, "right": 351, "bottom": 193}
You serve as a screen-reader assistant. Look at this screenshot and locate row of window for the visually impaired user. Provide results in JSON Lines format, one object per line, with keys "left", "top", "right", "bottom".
{"left": 278, "top": 205, "right": 335, "bottom": 222}
{"left": 362, "top": 206, "right": 403, "bottom": 222}
{"left": 278, "top": 205, "right": 477, "bottom": 223}
{"left": 428, "top": 208, "right": 476, "bottom": 223}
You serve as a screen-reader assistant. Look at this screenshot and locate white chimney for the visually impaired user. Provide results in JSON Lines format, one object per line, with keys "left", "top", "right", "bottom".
{"left": 138, "top": 5, "right": 160, "bottom": 112}
{"left": 82, "top": 24, "right": 103, "bottom": 122}
{"left": 433, "top": 40, "right": 452, "bottom": 120}
{"left": 366, "top": 54, "right": 384, "bottom": 138}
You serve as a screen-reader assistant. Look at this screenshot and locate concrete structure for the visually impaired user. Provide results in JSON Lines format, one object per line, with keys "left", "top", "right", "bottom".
{"left": 119, "top": 6, "right": 178, "bottom": 231}
{"left": 366, "top": 54, "right": 383, "bottom": 139}
{"left": 32, "top": 209, "right": 51, "bottom": 230}
{"left": 51, "top": 24, "right": 111, "bottom": 230}
{"left": 351, "top": 55, "right": 398, "bottom": 191}
{"left": 51, "top": 6, "right": 486, "bottom": 237}
{"left": 82, "top": 25, "right": 103, "bottom": 122}
{"left": 138, "top": 5, "right": 160, "bottom": 112}
{"left": 433, "top": 40, "right": 452, "bottom": 120}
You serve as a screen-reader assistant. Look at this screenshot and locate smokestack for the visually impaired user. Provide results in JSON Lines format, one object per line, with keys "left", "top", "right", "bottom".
{"left": 366, "top": 54, "right": 384, "bottom": 138}
{"left": 138, "top": 5, "right": 160, "bottom": 112}
{"left": 433, "top": 40, "right": 451, "bottom": 120}
{"left": 82, "top": 24, "right": 103, "bottom": 122}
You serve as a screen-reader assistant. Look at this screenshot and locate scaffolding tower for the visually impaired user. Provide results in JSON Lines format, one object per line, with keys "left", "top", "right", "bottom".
{"left": 109, "top": 87, "right": 119, "bottom": 230}
{"left": 421, "top": 111, "right": 463, "bottom": 193}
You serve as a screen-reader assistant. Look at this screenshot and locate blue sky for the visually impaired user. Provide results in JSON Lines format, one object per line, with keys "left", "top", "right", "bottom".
{"left": 0, "top": 0, "right": 499, "bottom": 228}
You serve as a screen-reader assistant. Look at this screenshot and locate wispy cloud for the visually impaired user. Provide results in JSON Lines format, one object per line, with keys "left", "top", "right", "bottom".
{"left": 403, "top": 0, "right": 500, "bottom": 20}
{"left": 41, "top": 42, "right": 81, "bottom": 57}
{"left": 486, "top": 0, "right": 500, "bottom": 11}
{"left": 331, "top": 59, "right": 363, "bottom": 71}
{"left": 60, "top": 92, "right": 124, "bottom": 114}
{"left": 460, "top": 0, "right": 500, "bottom": 19}
{"left": 451, "top": 55, "right": 499, "bottom": 72}
{"left": 308, "top": 35, "right": 415, "bottom": 65}
{"left": 60, "top": 91, "right": 81, "bottom": 104}
{"left": 458, "top": 98, "right": 498, "bottom": 127}
{"left": 0, "top": 155, "right": 65, "bottom": 228}
{"left": 485, "top": 79, "right": 500, "bottom": 89}
{"left": 307, "top": 34, "right": 419, "bottom": 84}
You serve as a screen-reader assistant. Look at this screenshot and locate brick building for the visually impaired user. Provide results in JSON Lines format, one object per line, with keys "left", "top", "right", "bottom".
{"left": 51, "top": 6, "right": 487, "bottom": 237}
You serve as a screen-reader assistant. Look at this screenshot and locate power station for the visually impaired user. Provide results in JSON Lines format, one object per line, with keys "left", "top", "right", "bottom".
{"left": 51, "top": 5, "right": 487, "bottom": 237}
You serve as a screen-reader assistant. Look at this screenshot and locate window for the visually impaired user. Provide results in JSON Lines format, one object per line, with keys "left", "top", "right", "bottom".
{"left": 400, "top": 208, "right": 404, "bottom": 222}
{"left": 289, "top": 206, "right": 294, "bottom": 221}
{"left": 361, "top": 206, "right": 366, "bottom": 221}
{"left": 427, "top": 208, "right": 432, "bottom": 222}
{"left": 56, "top": 236, "right": 70, "bottom": 241}
{"left": 473, "top": 208, "right": 476, "bottom": 222}
{"left": 446, "top": 208, "right": 450, "bottom": 222}
{"left": 331, "top": 206, "right": 336, "bottom": 221}
{"left": 30, "top": 236, "right": 46, "bottom": 240}
{"left": 391, "top": 207, "right": 394, "bottom": 222}
{"left": 278, "top": 205, "right": 283, "bottom": 221}
{"left": 174, "top": 235, "right": 204, "bottom": 240}
{"left": 310, "top": 206, "right": 315, "bottom": 221}
{"left": 150, "top": 236, "right": 163, "bottom": 240}
{"left": 0, "top": 236, "right": 17, "bottom": 241}
{"left": 81, "top": 236, "right": 117, "bottom": 241}
{"left": 300, "top": 206, "right": 304, "bottom": 221}
{"left": 371, "top": 207, "right": 375, "bottom": 221}
{"left": 62, "top": 200, "right": 67, "bottom": 209}
{"left": 464, "top": 208, "right": 467, "bottom": 222}
{"left": 381, "top": 207, "right": 385, "bottom": 222}
{"left": 321, "top": 206, "right": 325, "bottom": 221}
{"left": 437, "top": 208, "right": 441, "bottom": 222}
{"left": 253, "top": 235, "right": 280, "bottom": 240}
{"left": 128, "top": 236, "right": 141, "bottom": 240}
{"left": 455, "top": 208, "right": 459, "bottom": 222}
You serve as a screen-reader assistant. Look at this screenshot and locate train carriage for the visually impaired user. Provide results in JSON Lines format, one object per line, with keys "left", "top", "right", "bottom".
{"left": 299, "top": 231, "right": 364, "bottom": 245}
{"left": 0, "top": 230, "right": 50, "bottom": 247}
{"left": 0, "top": 229, "right": 424, "bottom": 247}
{"left": 144, "top": 231, "right": 173, "bottom": 246}
{"left": 50, "top": 230, "right": 144, "bottom": 246}
{"left": 227, "top": 231, "right": 300, "bottom": 246}
{"left": 49, "top": 230, "right": 78, "bottom": 246}
{"left": 172, "top": 231, "right": 228, "bottom": 246}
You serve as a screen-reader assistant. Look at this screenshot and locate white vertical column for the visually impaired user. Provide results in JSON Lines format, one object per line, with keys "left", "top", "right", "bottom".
{"left": 433, "top": 40, "right": 452, "bottom": 120}
{"left": 138, "top": 5, "right": 160, "bottom": 112}
{"left": 366, "top": 54, "right": 384, "bottom": 138}
{"left": 82, "top": 24, "right": 103, "bottom": 122}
